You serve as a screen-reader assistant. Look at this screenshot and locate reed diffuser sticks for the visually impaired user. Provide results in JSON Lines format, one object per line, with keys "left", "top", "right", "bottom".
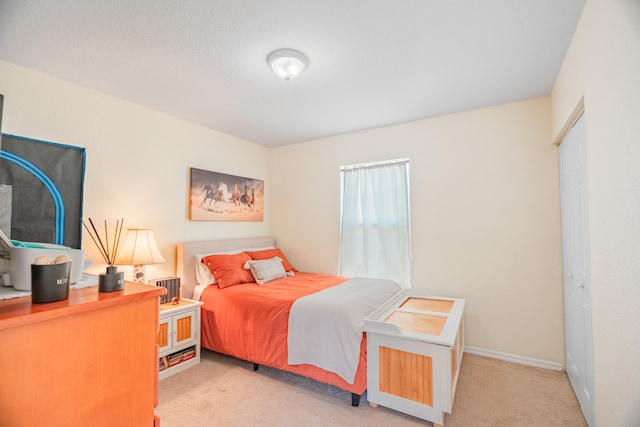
{"left": 81, "top": 217, "right": 126, "bottom": 292}
{"left": 81, "top": 218, "right": 125, "bottom": 266}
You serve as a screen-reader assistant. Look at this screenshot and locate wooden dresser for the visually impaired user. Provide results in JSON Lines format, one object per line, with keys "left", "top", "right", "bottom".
{"left": 0, "top": 281, "right": 164, "bottom": 427}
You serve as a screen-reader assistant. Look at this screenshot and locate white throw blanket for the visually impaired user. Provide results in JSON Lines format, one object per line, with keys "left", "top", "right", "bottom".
{"left": 287, "top": 277, "right": 401, "bottom": 384}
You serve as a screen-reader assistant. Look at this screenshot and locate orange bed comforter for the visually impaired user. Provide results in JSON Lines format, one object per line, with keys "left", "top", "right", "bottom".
{"left": 199, "top": 272, "right": 368, "bottom": 396}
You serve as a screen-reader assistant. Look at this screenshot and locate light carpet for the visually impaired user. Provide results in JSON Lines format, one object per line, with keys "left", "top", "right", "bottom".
{"left": 156, "top": 350, "right": 587, "bottom": 426}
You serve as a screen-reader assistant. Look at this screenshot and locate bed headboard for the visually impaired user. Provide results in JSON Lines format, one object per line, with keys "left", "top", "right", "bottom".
{"left": 176, "top": 236, "right": 275, "bottom": 299}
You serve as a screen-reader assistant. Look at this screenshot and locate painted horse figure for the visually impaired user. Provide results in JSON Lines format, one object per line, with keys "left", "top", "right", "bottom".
{"left": 200, "top": 183, "right": 215, "bottom": 206}
{"left": 240, "top": 186, "right": 255, "bottom": 210}
{"left": 232, "top": 183, "right": 242, "bottom": 207}
{"left": 248, "top": 188, "right": 255, "bottom": 210}
{"left": 201, "top": 183, "right": 224, "bottom": 206}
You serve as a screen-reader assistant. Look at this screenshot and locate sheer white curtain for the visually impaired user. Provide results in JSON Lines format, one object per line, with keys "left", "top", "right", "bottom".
{"left": 339, "top": 159, "right": 411, "bottom": 288}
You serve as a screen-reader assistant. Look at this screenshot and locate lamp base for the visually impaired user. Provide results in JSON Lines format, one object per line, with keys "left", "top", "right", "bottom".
{"left": 99, "top": 266, "right": 124, "bottom": 292}
{"left": 132, "top": 264, "right": 146, "bottom": 283}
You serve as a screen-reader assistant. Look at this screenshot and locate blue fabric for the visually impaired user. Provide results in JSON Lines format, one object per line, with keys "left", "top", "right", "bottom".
{"left": 10, "top": 240, "right": 47, "bottom": 248}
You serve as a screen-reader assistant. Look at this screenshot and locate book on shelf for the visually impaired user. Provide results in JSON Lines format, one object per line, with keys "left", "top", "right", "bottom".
{"left": 167, "top": 351, "right": 195, "bottom": 367}
{"left": 160, "top": 345, "right": 196, "bottom": 369}
{"left": 159, "top": 356, "right": 169, "bottom": 371}
{"left": 166, "top": 345, "right": 195, "bottom": 359}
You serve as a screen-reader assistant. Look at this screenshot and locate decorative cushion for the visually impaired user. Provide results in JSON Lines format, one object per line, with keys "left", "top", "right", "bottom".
{"left": 202, "top": 252, "right": 254, "bottom": 289}
{"left": 194, "top": 249, "right": 243, "bottom": 286}
{"left": 194, "top": 246, "right": 274, "bottom": 286}
{"left": 247, "top": 248, "right": 297, "bottom": 272}
{"left": 243, "top": 256, "right": 286, "bottom": 285}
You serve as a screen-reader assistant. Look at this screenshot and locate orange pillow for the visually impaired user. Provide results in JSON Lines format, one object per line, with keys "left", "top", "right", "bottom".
{"left": 202, "top": 252, "right": 254, "bottom": 289}
{"left": 247, "top": 248, "right": 297, "bottom": 272}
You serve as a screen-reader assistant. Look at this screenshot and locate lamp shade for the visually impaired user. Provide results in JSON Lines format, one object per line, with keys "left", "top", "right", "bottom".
{"left": 114, "top": 229, "right": 166, "bottom": 266}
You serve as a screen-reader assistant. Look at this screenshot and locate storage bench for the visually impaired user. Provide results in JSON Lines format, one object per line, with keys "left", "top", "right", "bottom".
{"left": 364, "top": 289, "right": 465, "bottom": 427}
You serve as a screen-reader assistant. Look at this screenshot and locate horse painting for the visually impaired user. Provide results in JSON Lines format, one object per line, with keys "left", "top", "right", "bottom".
{"left": 190, "top": 167, "right": 264, "bottom": 221}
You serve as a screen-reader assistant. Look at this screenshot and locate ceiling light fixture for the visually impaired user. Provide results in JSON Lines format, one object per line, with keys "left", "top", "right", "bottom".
{"left": 267, "top": 48, "right": 308, "bottom": 81}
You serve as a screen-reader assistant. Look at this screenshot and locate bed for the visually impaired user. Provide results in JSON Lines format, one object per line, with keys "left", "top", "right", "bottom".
{"left": 176, "top": 237, "right": 401, "bottom": 405}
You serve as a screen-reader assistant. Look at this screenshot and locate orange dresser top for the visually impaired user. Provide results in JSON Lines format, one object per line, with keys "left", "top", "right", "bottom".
{"left": 0, "top": 281, "right": 164, "bottom": 331}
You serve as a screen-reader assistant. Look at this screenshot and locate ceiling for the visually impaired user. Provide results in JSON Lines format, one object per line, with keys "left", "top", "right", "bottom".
{"left": 0, "top": 0, "right": 586, "bottom": 147}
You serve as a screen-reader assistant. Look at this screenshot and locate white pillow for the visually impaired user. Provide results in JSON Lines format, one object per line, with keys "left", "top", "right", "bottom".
{"left": 194, "top": 246, "right": 275, "bottom": 287}
{"left": 243, "top": 256, "right": 286, "bottom": 285}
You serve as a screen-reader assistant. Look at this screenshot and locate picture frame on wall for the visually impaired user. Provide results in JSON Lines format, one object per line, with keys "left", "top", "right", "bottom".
{"left": 189, "top": 167, "right": 264, "bottom": 221}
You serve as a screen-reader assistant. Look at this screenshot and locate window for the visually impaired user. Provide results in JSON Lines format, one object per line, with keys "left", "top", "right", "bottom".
{"left": 339, "top": 158, "right": 411, "bottom": 288}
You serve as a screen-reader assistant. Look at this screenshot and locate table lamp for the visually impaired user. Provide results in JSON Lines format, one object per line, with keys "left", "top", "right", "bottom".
{"left": 114, "top": 228, "right": 165, "bottom": 283}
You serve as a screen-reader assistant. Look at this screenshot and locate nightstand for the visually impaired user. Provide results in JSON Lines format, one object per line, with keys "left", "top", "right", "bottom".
{"left": 157, "top": 298, "right": 204, "bottom": 379}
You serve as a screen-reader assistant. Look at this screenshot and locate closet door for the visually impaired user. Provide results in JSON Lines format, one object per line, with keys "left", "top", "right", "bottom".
{"left": 559, "top": 113, "right": 594, "bottom": 426}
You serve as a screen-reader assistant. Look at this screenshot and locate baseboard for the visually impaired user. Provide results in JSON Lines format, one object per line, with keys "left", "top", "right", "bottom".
{"left": 464, "top": 346, "right": 564, "bottom": 371}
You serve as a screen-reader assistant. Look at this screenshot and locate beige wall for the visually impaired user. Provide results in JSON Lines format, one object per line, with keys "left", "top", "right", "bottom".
{"left": 0, "top": 60, "right": 271, "bottom": 280}
{"left": 551, "top": 0, "right": 640, "bottom": 425}
{"left": 270, "top": 97, "right": 565, "bottom": 364}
